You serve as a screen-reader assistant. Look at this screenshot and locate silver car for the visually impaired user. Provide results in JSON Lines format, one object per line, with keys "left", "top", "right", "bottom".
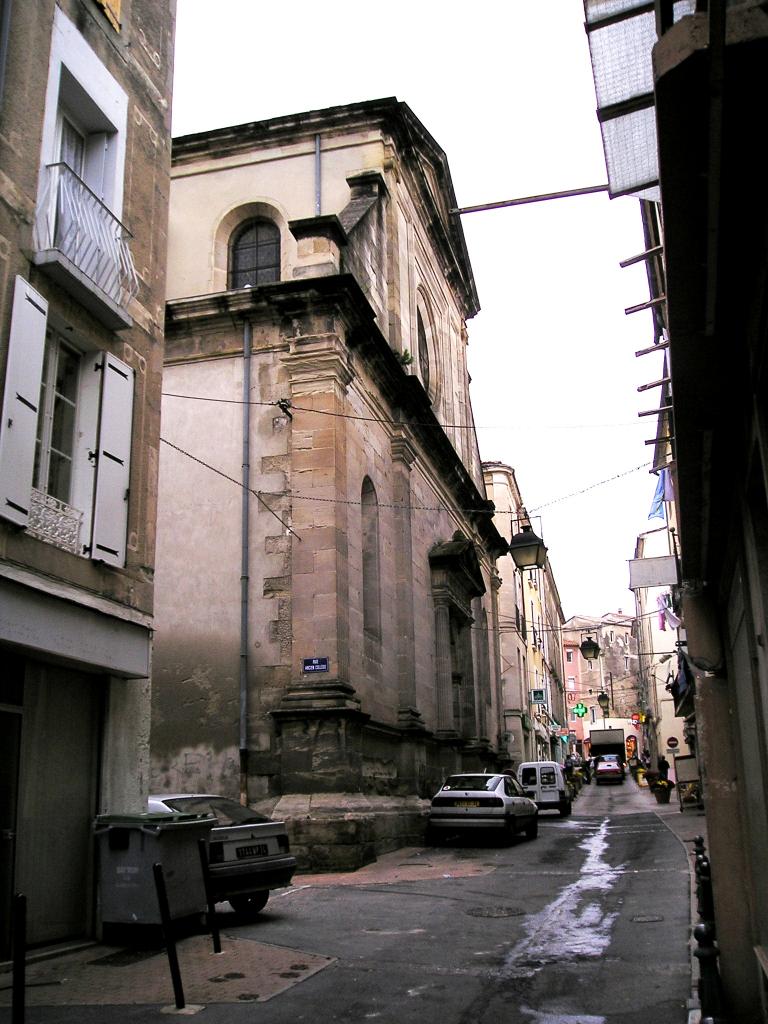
{"left": 148, "top": 794, "right": 297, "bottom": 916}
{"left": 426, "top": 772, "right": 538, "bottom": 842}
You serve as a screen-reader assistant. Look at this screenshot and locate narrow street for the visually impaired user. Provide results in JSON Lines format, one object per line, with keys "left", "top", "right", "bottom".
{"left": 250, "top": 782, "right": 690, "bottom": 1024}
{"left": 2, "top": 782, "right": 694, "bottom": 1024}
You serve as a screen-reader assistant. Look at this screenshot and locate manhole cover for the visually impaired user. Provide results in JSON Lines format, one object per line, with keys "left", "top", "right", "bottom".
{"left": 465, "top": 906, "right": 524, "bottom": 919}
{"left": 631, "top": 915, "right": 664, "bottom": 923}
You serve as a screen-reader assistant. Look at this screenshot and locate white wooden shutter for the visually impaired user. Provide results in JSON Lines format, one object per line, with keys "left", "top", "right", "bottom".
{"left": 90, "top": 351, "right": 134, "bottom": 566}
{"left": 0, "top": 277, "right": 48, "bottom": 526}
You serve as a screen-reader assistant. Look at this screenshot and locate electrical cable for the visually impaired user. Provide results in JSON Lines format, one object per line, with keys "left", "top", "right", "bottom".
{"left": 161, "top": 426, "right": 652, "bottom": 518}
{"left": 159, "top": 437, "right": 302, "bottom": 541}
{"left": 161, "top": 391, "right": 642, "bottom": 432}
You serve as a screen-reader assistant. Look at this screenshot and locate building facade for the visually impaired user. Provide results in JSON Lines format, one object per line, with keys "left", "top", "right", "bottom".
{"left": 585, "top": 3, "right": 768, "bottom": 1014}
{"left": 482, "top": 462, "right": 566, "bottom": 766}
{"left": 150, "top": 99, "right": 508, "bottom": 869}
{"left": 562, "top": 614, "right": 641, "bottom": 759}
{"left": 0, "top": 0, "right": 175, "bottom": 954}
{"left": 630, "top": 523, "right": 687, "bottom": 772}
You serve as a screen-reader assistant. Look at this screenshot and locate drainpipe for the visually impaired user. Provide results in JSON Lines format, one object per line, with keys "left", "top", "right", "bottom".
{"left": 314, "top": 134, "right": 321, "bottom": 215}
{"left": 239, "top": 321, "right": 252, "bottom": 805}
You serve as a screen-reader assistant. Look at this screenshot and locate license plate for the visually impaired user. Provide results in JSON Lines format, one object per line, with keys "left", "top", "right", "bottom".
{"left": 455, "top": 800, "right": 479, "bottom": 808}
{"left": 236, "top": 844, "right": 268, "bottom": 859}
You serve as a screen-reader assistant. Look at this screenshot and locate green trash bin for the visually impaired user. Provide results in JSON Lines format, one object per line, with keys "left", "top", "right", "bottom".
{"left": 94, "top": 812, "right": 214, "bottom": 925}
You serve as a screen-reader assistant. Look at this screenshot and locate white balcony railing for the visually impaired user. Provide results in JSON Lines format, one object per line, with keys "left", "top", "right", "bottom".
{"left": 27, "top": 486, "right": 83, "bottom": 554}
{"left": 34, "top": 163, "right": 139, "bottom": 312}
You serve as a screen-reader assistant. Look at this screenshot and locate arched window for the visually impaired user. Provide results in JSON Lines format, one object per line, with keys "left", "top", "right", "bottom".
{"left": 416, "top": 309, "right": 430, "bottom": 394}
{"left": 361, "top": 477, "right": 381, "bottom": 637}
{"left": 229, "top": 219, "right": 280, "bottom": 289}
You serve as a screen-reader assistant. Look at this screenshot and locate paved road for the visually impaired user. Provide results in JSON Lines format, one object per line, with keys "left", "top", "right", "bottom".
{"left": 1, "top": 780, "right": 692, "bottom": 1023}
{"left": 250, "top": 783, "right": 690, "bottom": 1024}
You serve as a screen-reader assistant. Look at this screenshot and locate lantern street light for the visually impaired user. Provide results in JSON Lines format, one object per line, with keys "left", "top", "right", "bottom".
{"left": 508, "top": 523, "right": 548, "bottom": 571}
{"left": 579, "top": 635, "right": 601, "bottom": 661}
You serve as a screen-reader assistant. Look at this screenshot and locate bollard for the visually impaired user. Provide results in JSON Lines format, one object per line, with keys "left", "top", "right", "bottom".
{"left": 697, "top": 857, "right": 715, "bottom": 927}
{"left": 12, "top": 893, "right": 26, "bottom": 1024}
{"left": 694, "top": 922, "right": 724, "bottom": 1021}
{"left": 197, "top": 837, "right": 221, "bottom": 954}
{"left": 152, "top": 862, "right": 185, "bottom": 1010}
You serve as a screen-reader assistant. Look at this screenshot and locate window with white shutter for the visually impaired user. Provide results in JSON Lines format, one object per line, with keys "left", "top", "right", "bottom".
{"left": 90, "top": 353, "right": 134, "bottom": 567}
{"left": 0, "top": 277, "right": 48, "bottom": 526}
{"left": 0, "top": 276, "right": 134, "bottom": 565}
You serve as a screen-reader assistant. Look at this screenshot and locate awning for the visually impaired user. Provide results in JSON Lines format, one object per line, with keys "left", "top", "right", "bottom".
{"left": 583, "top": 0, "right": 696, "bottom": 199}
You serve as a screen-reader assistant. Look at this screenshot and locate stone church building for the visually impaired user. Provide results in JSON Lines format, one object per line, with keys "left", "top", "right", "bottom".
{"left": 151, "top": 98, "right": 509, "bottom": 867}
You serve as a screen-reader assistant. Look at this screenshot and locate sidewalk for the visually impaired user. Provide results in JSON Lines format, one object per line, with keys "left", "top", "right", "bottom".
{"left": 640, "top": 777, "right": 709, "bottom": 1024}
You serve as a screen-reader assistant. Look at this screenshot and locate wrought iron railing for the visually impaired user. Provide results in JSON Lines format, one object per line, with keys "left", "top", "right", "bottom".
{"left": 34, "top": 162, "right": 138, "bottom": 311}
{"left": 27, "top": 486, "right": 82, "bottom": 554}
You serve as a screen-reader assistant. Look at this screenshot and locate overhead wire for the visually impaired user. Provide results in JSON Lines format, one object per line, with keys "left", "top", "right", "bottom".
{"left": 160, "top": 430, "right": 651, "bottom": 519}
{"left": 161, "top": 391, "right": 642, "bottom": 432}
{"left": 159, "top": 437, "right": 302, "bottom": 541}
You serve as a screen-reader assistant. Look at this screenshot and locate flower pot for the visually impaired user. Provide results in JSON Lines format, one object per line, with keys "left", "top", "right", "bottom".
{"left": 653, "top": 786, "right": 672, "bottom": 804}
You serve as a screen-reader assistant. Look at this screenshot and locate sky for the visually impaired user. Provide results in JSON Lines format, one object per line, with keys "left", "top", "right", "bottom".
{"left": 171, "top": 0, "right": 665, "bottom": 620}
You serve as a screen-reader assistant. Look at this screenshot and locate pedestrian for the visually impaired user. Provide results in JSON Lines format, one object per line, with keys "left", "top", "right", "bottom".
{"left": 657, "top": 754, "right": 670, "bottom": 780}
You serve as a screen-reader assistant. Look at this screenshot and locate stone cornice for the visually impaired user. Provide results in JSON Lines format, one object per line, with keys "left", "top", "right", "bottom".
{"left": 171, "top": 97, "right": 479, "bottom": 319}
{"left": 289, "top": 215, "right": 348, "bottom": 248}
{"left": 165, "top": 275, "right": 505, "bottom": 558}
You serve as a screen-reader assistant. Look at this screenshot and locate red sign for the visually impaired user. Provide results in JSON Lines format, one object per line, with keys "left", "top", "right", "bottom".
{"left": 667, "top": 737, "right": 679, "bottom": 748}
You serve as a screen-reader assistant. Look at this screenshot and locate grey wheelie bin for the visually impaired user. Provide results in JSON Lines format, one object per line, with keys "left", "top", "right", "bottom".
{"left": 94, "top": 812, "right": 214, "bottom": 925}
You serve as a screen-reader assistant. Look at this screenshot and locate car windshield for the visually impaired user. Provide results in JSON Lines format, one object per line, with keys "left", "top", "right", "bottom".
{"left": 441, "top": 775, "right": 500, "bottom": 792}
{"left": 161, "top": 796, "right": 272, "bottom": 825}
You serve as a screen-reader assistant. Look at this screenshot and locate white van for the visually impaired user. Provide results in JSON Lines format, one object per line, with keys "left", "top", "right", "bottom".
{"left": 517, "top": 761, "right": 572, "bottom": 816}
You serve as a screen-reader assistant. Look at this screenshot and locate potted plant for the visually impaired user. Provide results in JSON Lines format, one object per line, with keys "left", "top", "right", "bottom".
{"left": 650, "top": 779, "right": 674, "bottom": 804}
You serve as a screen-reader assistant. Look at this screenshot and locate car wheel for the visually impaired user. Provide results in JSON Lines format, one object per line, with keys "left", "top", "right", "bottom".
{"left": 229, "top": 892, "right": 269, "bottom": 917}
{"left": 559, "top": 799, "right": 572, "bottom": 817}
{"left": 524, "top": 816, "right": 538, "bottom": 839}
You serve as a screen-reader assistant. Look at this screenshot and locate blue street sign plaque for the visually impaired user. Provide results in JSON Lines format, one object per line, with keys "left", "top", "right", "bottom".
{"left": 303, "top": 657, "right": 329, "bottom": 673}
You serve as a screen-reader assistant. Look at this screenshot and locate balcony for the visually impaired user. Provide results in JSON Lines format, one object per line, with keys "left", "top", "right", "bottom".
{"left": 27, "top": 487, "right": 82, "bottom": 554}
{"left": 33, "top": 163, "right": 138, "bottom": 330}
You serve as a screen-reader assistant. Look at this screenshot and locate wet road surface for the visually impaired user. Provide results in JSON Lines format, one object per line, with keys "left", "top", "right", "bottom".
{"left": 1, "top": 779, "right": 692, "bottom": 1024}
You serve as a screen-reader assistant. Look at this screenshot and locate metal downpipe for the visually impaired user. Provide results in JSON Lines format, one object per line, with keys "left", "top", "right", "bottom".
{"left": 239, "top": 321, "right": 252, "bottom": 805}
{"left": 315, "top": 134, "right": 321, "bottom": 215}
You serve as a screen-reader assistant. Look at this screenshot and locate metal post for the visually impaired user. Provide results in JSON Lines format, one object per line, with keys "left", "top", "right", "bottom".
{"left": 12, "top": 892, "right": 26, "bottom": 1024}
{"left": 152, "top": 862, "right": 185, "bottom": 1010}
{"left": 197, "top": 838, "right": 221, "bottom": 954}
{"left": 694, "top": 922, "right": 724, "bottom": 1020}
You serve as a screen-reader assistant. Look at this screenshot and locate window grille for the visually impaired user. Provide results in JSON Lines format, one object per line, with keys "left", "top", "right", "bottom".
{"left": 229, "top": 219, "right": 280, "bottom": 289}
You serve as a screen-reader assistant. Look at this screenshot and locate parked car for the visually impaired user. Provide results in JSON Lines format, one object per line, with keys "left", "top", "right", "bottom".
{"left": 596, "top": 753, "right": 626, "bottom": 776}
{"left": 517, "top": 761, "right": 572, "bottom": 816}
{"left": 594, "top": 758, "right": 625, "bottom": 785}
{"left": 426, "top": 772, "right": 538, "bottom": 842}
{"left": 148, "top": 794, "right": 296, "bottom": 916}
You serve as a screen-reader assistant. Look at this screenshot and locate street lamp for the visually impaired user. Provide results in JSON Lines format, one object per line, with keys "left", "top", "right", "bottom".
{"left": 597, "top": 691, "right": 610, "bottom": 718}
{"left": 508, "top": 523, "right": 548, "bottom": 571}
{"left": 579, "top": 635, "right": 600, "bottom": 661}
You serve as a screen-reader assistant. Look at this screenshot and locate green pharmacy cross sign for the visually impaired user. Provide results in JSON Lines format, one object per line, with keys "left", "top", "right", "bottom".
{"left": 573, "top": 702, "right": 588, "bottom": 718}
